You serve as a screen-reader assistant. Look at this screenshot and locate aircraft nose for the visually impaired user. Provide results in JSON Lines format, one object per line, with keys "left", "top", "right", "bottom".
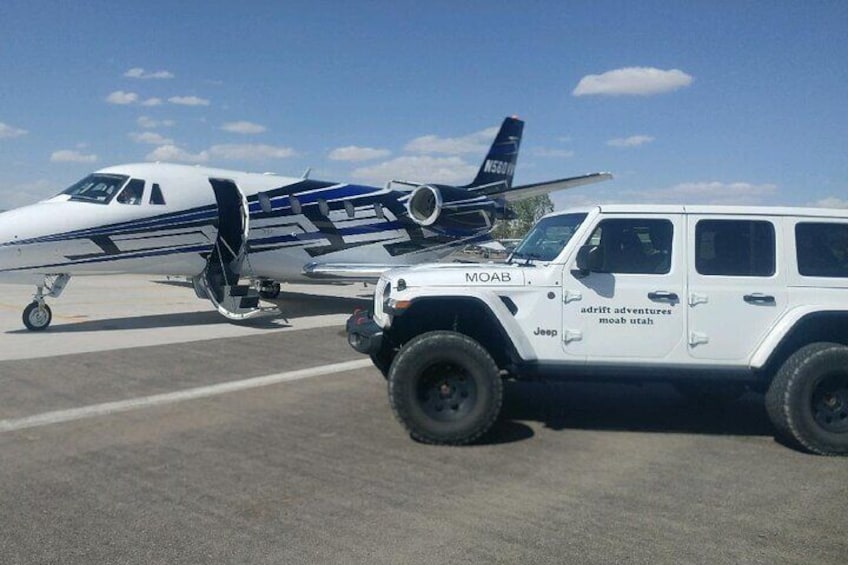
{"left": 0, "top": 209, "right": 22, "bottom": 246}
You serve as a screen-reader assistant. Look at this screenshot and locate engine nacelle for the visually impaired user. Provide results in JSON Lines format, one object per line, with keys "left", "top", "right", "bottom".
{"left": 406, "top": 185, "right": 443, "bottom": 226}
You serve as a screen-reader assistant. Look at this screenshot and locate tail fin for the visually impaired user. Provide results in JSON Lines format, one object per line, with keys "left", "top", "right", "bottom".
{"left": 464, "top": 116, "right": 524, "bottom": 190}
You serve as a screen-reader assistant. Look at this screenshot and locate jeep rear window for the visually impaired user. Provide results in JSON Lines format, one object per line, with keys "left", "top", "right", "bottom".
{"left": 695, "top": 220, "right": 775, "bottom": 276}
{"left": 511, "top": 213, "right": 587, "bottom": 262}
{"left": 796, "top": 222, "right": 848, "bottom": 277}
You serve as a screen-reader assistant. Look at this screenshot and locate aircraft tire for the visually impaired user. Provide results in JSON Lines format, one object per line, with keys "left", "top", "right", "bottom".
{"left": 388, "top": 331, "right": 502, "bottom": 445}
{"left": 23, "top": 301, "right": 52, "bottom": 331}
{"left": 259, "top": 282, "right": 281, "bottom": 299}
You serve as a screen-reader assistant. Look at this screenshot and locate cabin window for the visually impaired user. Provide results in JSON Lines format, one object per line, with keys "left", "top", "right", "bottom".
{"left": 149, "top": 183, "right": 166, "bottom": 205}
{"left": 116, "top": 179, "right": 145, "bottom": 205}
{"left": 344, "top": 201, "right": 355, "bottom": 219}
{"left": 318, "top": 199, "right": 330, "bottom": 216}
{"left": 374, "top": 202, "right": 385, "bottom": 219}
{"left": 61, "top": 173, "right": 129, "bottom": 204}
{"left": 289, "top": 196, "right": 302, "bottom": 215}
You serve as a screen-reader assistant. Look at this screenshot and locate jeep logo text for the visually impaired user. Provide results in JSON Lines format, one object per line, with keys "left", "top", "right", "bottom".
{"left": 466, "top": 272, "right": 512, "bottom": 283}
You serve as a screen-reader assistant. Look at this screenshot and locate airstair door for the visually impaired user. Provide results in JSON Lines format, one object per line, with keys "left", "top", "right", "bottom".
{"left": 197, "top": 177, "right": 267, "bottom": 319}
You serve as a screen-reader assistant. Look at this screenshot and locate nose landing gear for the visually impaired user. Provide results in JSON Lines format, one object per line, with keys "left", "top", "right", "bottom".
{"left": 22, "top": 274, "right": 70, "bottom": 331}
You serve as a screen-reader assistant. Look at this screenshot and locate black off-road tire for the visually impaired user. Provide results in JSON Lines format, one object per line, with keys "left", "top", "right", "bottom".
{"left": 388, "top": 331, "right": 503, "bottom": 445}
{"left": 765, "top": 342, "right": 848, "bottom": 456}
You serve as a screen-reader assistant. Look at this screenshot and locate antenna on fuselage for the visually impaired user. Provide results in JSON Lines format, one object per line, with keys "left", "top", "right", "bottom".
{"left": 301, "top": 167, "right": 311, "bottom": 179}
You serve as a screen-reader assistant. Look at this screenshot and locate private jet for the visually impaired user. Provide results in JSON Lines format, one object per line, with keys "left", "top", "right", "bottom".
{"left": 0, "top": 116, "right": 611, "bottom": 330}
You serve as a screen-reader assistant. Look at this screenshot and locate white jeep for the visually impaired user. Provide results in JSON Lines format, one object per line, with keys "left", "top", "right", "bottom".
{"left": 346, "top": 205, "right": 848, "bottom": 454}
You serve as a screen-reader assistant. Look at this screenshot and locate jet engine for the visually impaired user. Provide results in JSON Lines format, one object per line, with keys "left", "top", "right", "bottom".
{"left": 406, "top": 185, "right": 443, "bottom": 226}
{"left": 405, "top": 183, "right": 498, "bottom": 231}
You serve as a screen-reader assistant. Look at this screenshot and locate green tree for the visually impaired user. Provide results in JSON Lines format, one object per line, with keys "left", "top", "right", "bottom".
{"left": 492, "top": 194, "right": 553, "bottom": 239}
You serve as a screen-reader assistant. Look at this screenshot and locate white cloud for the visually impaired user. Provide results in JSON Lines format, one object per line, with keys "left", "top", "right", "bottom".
{"left": 169, "top": 95, "right": 210, "bottom": 106}
{"left": 124, "top": 67, "right": 174, "bottom": 80}
{"left": 209, "top": 144, "right": 296, "bottom": 160}
{"left": 0, "top": 122, "right": 28, "bottom": 139}
{"left": 530, "top": 147, "right": 575, "bottom": 158}
{"left": 404, "top": 126, "right": 499, "bottom": 155}
{"left": 141, "top": 98, "right": 164, "bottom": 107}
{"left": 573, "top": 67, "right": 693, "bottom": 96}
{"left": 0, "top": 179, "right": 57, "bottom": 209}
{"left": 137, "top": 116, "right": 175, "bottom": 129}
{"left": 106, "top": 90, "right": 139, "bottom": 105}
{"left": 221, "top": 121, "right": 267, "bottom": 134}
{"left": 145, "top": 145, "right": 209, "bottom": 163}
{"left": 636, "top": 181, "right": 778, "bottom": 205}
{"left": 130, "top": 131, "right": 175, "bottom": 145}
{"left": 812, "top": 196, "right": 848, "bottom": 209}
{"left": 607, "top": 135, "right": 655, "bottom": 147}
{"left": 50, "top": 149, "right": 98, "bottom": 163}
{"left": 352, "top": 156, "right": 477, "bottom": 185}
{"left": 329, "top": 146, "right": 392, "bottom": 162}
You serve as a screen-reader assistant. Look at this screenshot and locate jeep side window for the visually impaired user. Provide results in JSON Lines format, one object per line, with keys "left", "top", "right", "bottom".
{"left": 796, "top": 222, "right": 848, "bottom": 277}
{"left": 586, "top": 218, "right": 673, "bottom": 274}
{"left": 695, "top": 219, "right": 775, "bottom": 276}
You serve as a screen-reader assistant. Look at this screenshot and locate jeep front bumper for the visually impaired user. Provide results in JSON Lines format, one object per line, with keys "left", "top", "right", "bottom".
{"left": 345, "top": 309, "right": 383, "bottom": 355}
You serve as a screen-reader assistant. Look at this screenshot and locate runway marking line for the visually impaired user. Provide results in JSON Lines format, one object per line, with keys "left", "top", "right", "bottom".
{"left": 0, "top": 358, "right": 373, "bottom": 433}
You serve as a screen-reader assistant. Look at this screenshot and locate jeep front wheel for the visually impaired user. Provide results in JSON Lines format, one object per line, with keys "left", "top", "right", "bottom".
{"left": 388, "top": 331, "right": 503, "bottom": 445}
{"left": 766, "top": 342, "right": 848, "bottom": 455}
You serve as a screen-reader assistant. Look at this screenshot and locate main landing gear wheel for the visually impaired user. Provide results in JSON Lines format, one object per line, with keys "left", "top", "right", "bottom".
{"left": 766, "top": 342, "right": 848, "bottom": 456}
{"left": 259, "top": 282, "right": 281, "bottom": 299}
{"left": 23, "top": 301, "right": 52, "bottom": 331}
{"left": 388, "top": 331, "right": 502, "bottom": 445}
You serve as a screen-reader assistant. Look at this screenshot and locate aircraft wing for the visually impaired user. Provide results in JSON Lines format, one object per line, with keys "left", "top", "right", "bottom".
{"left": 302, "top": 262, "right": 406, "bottom": 282}
{"left": 502, "top": 172, "right": 613, "bottom": 202}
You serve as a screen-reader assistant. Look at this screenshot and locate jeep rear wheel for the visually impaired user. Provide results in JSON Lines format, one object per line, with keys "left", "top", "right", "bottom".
{"left": 765, "top": 342, "right": 848, "bottom": 456}
{"left": 388, "top": 331, "right": 502, "bottom": 445}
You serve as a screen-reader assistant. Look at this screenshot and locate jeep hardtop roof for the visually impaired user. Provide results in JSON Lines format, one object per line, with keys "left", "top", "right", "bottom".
{"left": 551, "top": 204, "right": 848, "bottom": 219}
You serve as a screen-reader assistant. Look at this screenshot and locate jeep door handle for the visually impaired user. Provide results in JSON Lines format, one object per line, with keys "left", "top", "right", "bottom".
{"left": 648, "top": 291, "right": 678, "bottom": 301}
{"left": 744, "top": 293, "right": 775, "bottom": 305}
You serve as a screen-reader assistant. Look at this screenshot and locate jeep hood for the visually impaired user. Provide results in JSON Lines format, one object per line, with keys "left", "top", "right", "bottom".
{"left": 384, "top": 263, "right": 525, "bottom": 287}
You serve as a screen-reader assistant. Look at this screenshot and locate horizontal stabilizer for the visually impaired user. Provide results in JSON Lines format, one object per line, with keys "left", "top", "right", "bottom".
{"left": 303, "top": 262, "right": 405, "bottom": 282}
{"left": 472, "top": 172, "right": 613, "bottom": 202}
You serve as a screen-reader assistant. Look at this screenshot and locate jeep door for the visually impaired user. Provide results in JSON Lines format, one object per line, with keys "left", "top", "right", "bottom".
{"left": 686, "top": 215, "right": 788, "bottom": 361}
{"left": 562, "top": 214, "right": 687, "bottom": 360}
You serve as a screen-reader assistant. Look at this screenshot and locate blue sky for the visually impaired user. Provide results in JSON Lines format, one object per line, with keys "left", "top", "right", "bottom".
{"left": 1, "top": 0, "right": 845, "bottom": 210}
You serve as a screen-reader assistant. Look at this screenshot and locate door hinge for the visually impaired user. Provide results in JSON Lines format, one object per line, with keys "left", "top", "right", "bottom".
{"left": 563, "top": 290, "right": 582, "bottom": 304}
{"left": 689, "top": 331, "right": 709, "bottom": 347}
{"left": 689, "top": 292, "right": 709, "bottom": 306}
{"left": 563, "top": 329, "right": 583, "bottom": 344}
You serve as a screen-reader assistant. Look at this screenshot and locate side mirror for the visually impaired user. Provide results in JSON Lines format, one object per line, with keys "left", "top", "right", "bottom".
{"left": 573, "top": 244, "right": 602, "bottom": 277}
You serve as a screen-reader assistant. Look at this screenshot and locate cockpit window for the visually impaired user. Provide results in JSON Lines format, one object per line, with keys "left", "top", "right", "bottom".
{"left": 116, "top": 179, "right": 145, "bottom": 205}
{"left": 62, "top": 174, "right": 129, "bottom": 204}
{"left": 510, "top": 213, "right": 588, "bottom": 262}
{"left": 150, "top": 183, "right": 166, "bottom": 205}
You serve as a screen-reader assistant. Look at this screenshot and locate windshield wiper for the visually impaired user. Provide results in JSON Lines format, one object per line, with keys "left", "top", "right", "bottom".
{"left": 508, "top": 251, "right": 540, "bottom": 266}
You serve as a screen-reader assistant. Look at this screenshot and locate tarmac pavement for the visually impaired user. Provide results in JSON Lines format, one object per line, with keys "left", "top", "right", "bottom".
{"left": 0, "top": 275, "right": 845, "bottom": 564}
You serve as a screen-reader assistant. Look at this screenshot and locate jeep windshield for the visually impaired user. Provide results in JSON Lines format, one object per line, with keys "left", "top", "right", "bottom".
{"left": 510, "top": 213, "right": 587, "bottom": 263}
{"left": 60, "top": 173, "right": 129, "bottom": 204}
